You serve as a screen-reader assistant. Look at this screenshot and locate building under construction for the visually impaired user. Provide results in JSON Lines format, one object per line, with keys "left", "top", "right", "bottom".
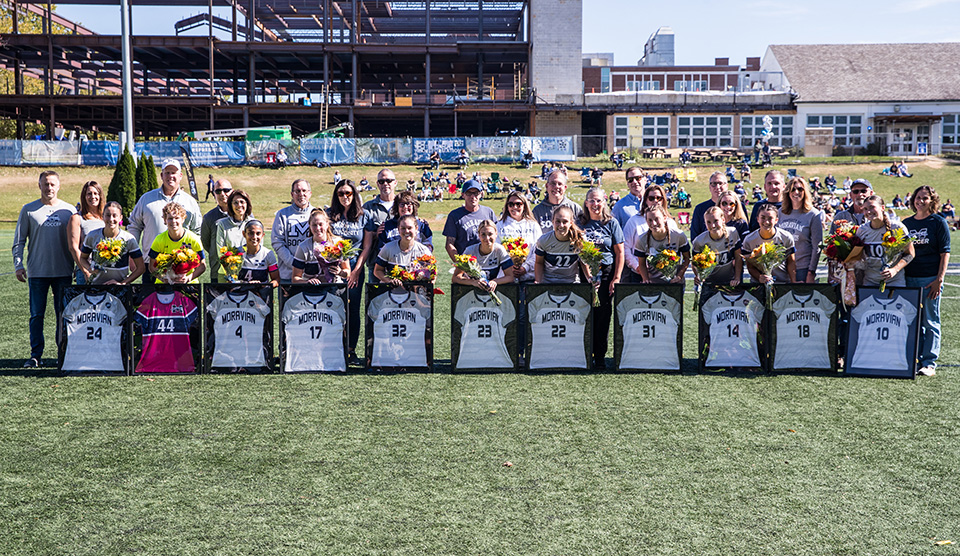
{"left": 0, "top": 0, "right": 584, "bottom": 139}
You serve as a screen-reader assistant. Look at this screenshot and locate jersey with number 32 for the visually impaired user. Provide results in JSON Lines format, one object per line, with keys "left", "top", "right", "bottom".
{"left": 367, "top": 290, "right": 431, "bottom": 367}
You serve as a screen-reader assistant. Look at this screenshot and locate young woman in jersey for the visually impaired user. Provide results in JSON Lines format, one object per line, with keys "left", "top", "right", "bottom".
{"left": 327, "top": 179, "right": 367, "bottom": 364}
{"left": 634, "top": 205, "right": 690, "bottom": 284}
{"left": 623, "top": 184, "right": 679, "bottom": 283}
{"left": 374, "top": 214, "right": 435, "bottom": 286}
{"left": 741, "top": 203, "right": 797, "bottom": 284}
{"left": 214, "top": 189, "right": 254, "bottom": 279}
{"left": 148, "top": 202, "right": 206, "bottom": 283}
{"left": 902, "top": 185, "right": 951, "bottom": 376}
{"left": 452, "top": 220, "right": 514, "bottom": 293}
{"left": 779, "top": 177, "right": 824, "bottom": 283}
{"left": 717, "top": 190, "right": 750, "bottom": 241}
{"left": 497, "top": 191, "right": 542, "bottom": 282}
{"left": 78, "top": 201, "right": 145, "bottom": 285}
{"left": 66, "top": 180, "right": 105, "bottom": 284}
{"left": 854, "top": 195, "right": 914, "bottom": 289}
{"left": 692, "top": 206, "right": 742, "bottom": 287}
{"left": 292, "top": 209, "right": 351, "bottom": 285}
{"left": 534, "top": 206, "right": 590, "bottom": 284}
{"left": 238, "top": 219, "right": 280, "bottom": 288}
{"left": 579, "top": 187, "right": 624, "bottom": 368}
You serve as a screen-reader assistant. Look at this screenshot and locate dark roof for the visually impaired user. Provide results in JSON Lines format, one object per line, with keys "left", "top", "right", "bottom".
{"left": 769, "top": 43, "right": 960, "bottom": 103}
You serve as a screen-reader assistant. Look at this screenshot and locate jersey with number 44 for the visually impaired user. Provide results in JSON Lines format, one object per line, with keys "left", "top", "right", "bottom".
{"left": 617, "top": 292, "right": 682, "bottom": 370}
{"left": 850, "top": 294, "right": 917, "bottom": 371}
{"left": 135, "top": 291, "right": 197, "bottom": 373}
{"left": 701, "top": 290, "right": 764, "bottom": 367}
{"left": 206, "top": 290, "right": 271, "bottom": 368}
{"left": 281, "top": 292, "right": 347, "bottom": 372}
{"left": 367, "top": 290, "right": 431, "bottom": 367}
{"left": 62, "top": 292, "right": 127, "bottom": 372}
{"left": 527, "top": 291, "right": 591, "bottom": 369}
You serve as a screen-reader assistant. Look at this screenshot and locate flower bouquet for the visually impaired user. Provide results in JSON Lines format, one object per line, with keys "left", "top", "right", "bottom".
{"left": 501, "top": 236, "right": 530, "bottom": 267}
{"left": 153, "top": 243, "right": 201, "bottom": 284}
{"left": 389, "top": 254, "right": 438, "bottom": 284}
{"left": 648, "top": 249, "right": 682, "bottom": 282}
{"left": 316, "top": 238, "right": 360, "bottom": 263}
{"left": 879, "top": 227, "right": 912, "bottom": 292}
{"left": 454, "top": 254, "right": 501, "bottom": 304}
{"left": 218, "top": 246, "right": 244, "bottom": 282}
{"left": 90, "top": 237, "right": 124, "bottom": 281}
{"left": 819, "top": 220, "right": 863, "bottom": 305}
{"left": 578, "top": 240, "right": 604, "bottom": 306}
{"left": 691, "top": 245, "right": 718, "bottom": 307}
{"left": 746, "top": 242, "right": 789, "bottom": 306}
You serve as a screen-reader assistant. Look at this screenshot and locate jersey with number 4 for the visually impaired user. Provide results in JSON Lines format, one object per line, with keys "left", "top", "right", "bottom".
{"left": 281, "top": 292, "right": 347, "bottom": 372}
{"left": 771, "top": 290, "right": 835, "bottom": 370}
{"left": 850, "top": 294, "right": 917, "bottom": 371}
{"left": 367, "top": 290, "right": 431, "bottom": 367}
{"left": 62, "top": 292, "right": 126, "bottom": 372}
{"left": 702, "top": 290, "right": 764, "bottom": 367}
{"left": 206, "top": 291, "right": 271, "bottom": 368}
{"left": 527, "top": 291, "right": 591, "bottom": 369}
{"left": 617, "top": 292, "right": 682, "bottom": 370}
{"left": 453, "top": 290, "right": 516, "bottom": 369}
{"left": 135, "top": 291, "right": 197, "bottom": 373}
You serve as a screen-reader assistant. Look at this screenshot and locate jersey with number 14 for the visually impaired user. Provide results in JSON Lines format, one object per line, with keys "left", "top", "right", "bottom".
{"left": 527, "top": 291, "right": 591, "bottom": 369}
{"left": 454, "top": 290, "right": 516, "bottom": 369}
{"left": 206, "top": 291, "right": 271, "bottom": 368}
{"left": 367, "top": 290, "right": 431, "bottom": 367}
{"left": 701, "top": 290, "right": 764, "bottom": 367}
{"left": 850, "top": 294, "right": 917, "bottom": 371}
{"left": 62, "top": 292, "right": 126, "bottom": 372}
{"left": 281, "top": 292, "right": 347, "bottom": 372}
{"left": 617, "top": 292, "right": 682, "bottom": 370}
{"left": 772, "top": 290, "right": 835, "bottom": 370}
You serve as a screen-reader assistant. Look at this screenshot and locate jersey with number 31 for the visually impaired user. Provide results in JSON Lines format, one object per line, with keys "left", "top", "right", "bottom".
{"left": 617, "top": 291, "right": 681, "bottom": 370}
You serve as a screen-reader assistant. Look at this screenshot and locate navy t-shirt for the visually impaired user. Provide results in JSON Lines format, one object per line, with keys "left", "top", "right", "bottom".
{"left": 442, "top": 205, "right": 496, "bottom": 254}
{"left": 903, "top": 214, "right": 951, "bottom": 277}
{"left": 580, "top": 218, "right": 624, "bottom": 267}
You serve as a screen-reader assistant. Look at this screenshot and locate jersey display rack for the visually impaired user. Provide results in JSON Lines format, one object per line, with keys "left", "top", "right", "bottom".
{"left": 525, "top": 284, "right": 593, "bottom": 371}
{"left": 451, "top": 284, "right": 519, "bottom": 372}
{"left": 770, "top": 284, "right": 839, "bottom": 372}
{"left": 59, "top": 285, "right": 132, "bottom": 374}
{"left": 279, "top": 284, "right": 348, "bottom": 373}
{"left": 133, "top": 285, "right": 201, "bottom": 374}
{"left": 204, "top": 284, "right": 274, "bottom": 373}
{"left": 698, "top": 285, "right": 766, "bottom": 372}
{"left": 614, "top": 284, "right": 683, "bottom": 371}
{"left": 846, "top": 286, "right": 921, "bottom": 378}
{"left": 365, "top": 283, "right": 434, "bottom": 371}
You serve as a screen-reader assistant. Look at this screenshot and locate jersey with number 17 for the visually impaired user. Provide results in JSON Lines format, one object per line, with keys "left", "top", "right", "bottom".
{"left": 281, "top": 292, "right": 347, "bottom": 372}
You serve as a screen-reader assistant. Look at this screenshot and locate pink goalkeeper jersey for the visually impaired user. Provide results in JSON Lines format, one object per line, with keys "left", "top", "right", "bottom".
{"left": 135, "top": 291, "right": 198, "bottom": 373}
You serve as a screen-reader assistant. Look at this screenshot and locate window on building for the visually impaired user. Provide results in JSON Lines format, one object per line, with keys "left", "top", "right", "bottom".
{"left": 677, "top": 115, "right": 732, "bottom": 147}
{"left": 627, "top": 80, "right": 661, "bottom": 91}
{"left": 614, "top": 116, "right": 629, "bottom": 148}
{"left": 740, "top": 115, "right": 795, "bottom": 147}
{"left": 639, "top": 116, "right": 670, "bottom": 147}
{"left": 943, "top": 114, "right": 959, "bottom": 145}
{"left": 600, "top": 68, "right": 611, "bottom": 94}
{"left": 806, "top": 115, "right": 863, "bottom": 146}
{"left": 674, "top": 80, "right": 708, "bottom": 92}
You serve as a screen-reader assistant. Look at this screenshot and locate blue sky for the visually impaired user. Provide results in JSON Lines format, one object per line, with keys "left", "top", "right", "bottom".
{"left": 56, "top": 0, "right": 960, "bottom": 67}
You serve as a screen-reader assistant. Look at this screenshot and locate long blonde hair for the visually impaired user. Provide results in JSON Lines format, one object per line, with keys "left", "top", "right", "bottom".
{"left": 781, "top": 176, "right": 813, "bottom": 214}
{"left": 717, "top": 191, "right": 747, "bottom": 222}
{"left": 704, "top": 206, "right": 729, "bottom": 239}
{"left": 553, "top": 206, "right": 585, "bottom": 252}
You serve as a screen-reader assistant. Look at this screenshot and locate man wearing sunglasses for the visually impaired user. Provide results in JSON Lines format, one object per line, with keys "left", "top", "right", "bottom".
{"left": 831, "top": 178, "right": 872, "bottom": 232}
{"left": 690, "top": 172, "right": 728, "bottom": 240}
{"left": 360, "top": 168, "right": 399, "bottom": 279}
{"left": 272, "top": 178, "right": 314, "bottom": 282}
{"left": 201, "top": 178, "right": 233, "bottom": 282}
{"left": 612, "top": 167, "right": 648, "bottom": 227}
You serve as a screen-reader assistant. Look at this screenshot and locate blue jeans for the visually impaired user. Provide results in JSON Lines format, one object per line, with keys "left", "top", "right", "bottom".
{"left": 28, "top": 276, "right": 71, "bottom": 360}
{"left": 906, "top": 276, "right": 941, "bottom": 369}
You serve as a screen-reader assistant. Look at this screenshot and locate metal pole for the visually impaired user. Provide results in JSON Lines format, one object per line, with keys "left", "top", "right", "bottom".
{"left": 120, "top": 0, "right": 135, "bottom": 153}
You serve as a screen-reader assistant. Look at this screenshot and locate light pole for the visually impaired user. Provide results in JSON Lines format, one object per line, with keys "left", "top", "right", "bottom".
{"left": 120, "top": 0, "right": 135, "bottom": 153}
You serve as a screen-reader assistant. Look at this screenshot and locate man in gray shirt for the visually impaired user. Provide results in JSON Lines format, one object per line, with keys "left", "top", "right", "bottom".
{"left": 533, "top": 169, "right": 582, "bottom": 231}
{"left": 201, "top": 178, "right": 233, "bottom": 282}
{"left": 13, "top": 170, "right": 77, "bottom": 367}
{"left": 128, "top": 158, "right": 202, "bottom": 255}
{"left": 272, "top": 178, "right": 314, "bottom": 282}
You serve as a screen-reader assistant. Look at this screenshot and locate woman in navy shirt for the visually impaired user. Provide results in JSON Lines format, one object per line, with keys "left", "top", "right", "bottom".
{"left": 327, "top": 179, "right": 367, "bottom": 365}
{"left": 579, "top": 187, "right": 624, "bottom": 368}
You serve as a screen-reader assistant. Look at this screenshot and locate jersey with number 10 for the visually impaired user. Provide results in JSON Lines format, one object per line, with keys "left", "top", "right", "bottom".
{"left": 135, "top": 291, "right": 197, "bottom": 373}
{"left": 617, "top": 292, "right": 682, "bottom": 370}
{"left": 367, "top": 290, "right": 431, "bottom": 367}
{"left": 62, "top": 292, "right": 126, "bottom": 372}
{"left": 527, "top": 291, "right": 591, "bottom": 369}
{"left": 771, "top": 290, "right": 835, "bottom": 370}
{"left": 850, "top": 294, "right": 917, "bottom": 371}
{"left": 281, "top": 292, "right": 347, "bottom": 372}
{"left": 453, "top": 290, "right": 516, "bottom": 369}
{"left": 206, "top": 290, "right": 271, "bottom": 368}
{"left": 701, "top": 290, "right": 764, "bottom": 367}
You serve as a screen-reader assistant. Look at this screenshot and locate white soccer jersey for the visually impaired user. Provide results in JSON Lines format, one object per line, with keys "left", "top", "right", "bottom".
{"left": 850, "top": 294, "right": 918, "bottom": 371}
{"left": 453, "top": 290, "right": 516, "bottom": 369}
{"left": 366, "top": 289, "right": 431, "bottom": 367}
{"left": 527, "top": 291, "right": 591, "bottom": 369}
{"left": 281, "top": 292, "right": 347, "bottom": 372}
{"left": 701, "top": 290, "right": 764, "bottom": 367}
{"left": 62, "top": 292, "right": 126, "bottom": 371}
{"left": 617, "top": 291, "right": 682, "bottom": 370}
{"left": 206, "top": 290, "right": 271, "bottom": 368}
{"left": 771, "top": 290, "right": 835, "bottom": 370}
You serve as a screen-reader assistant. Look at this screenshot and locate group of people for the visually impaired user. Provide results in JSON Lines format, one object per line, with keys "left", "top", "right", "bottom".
{"left": 13, "top": 161, "right": 950, "bottom": 375}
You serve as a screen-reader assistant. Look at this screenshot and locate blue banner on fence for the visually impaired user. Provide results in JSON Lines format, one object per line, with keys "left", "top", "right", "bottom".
{"left": 466, "top": 136, "right": 522, "bottom": 163}
{"left": 80, "top": 141, "right": 119, "bottom": 166}
{"left": 0, "top": 140, "right": 23, "bottom": 166}
{"left": 356, "top": 138, "right": 413, "bottom": 164}
{"left": 21, "top": 140, "right": 82, "bottom": 165}
{"left": 188, "top": 141, "right": 246, "bottom": 166}
{"left": 412, "top": 137, "right": 466, "bottom": 163}
{"left": 299, "top": 138, "right": 355, "bottom": 165}
{"left": 135, "top": 142, "right": 181, "bottom": 162}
